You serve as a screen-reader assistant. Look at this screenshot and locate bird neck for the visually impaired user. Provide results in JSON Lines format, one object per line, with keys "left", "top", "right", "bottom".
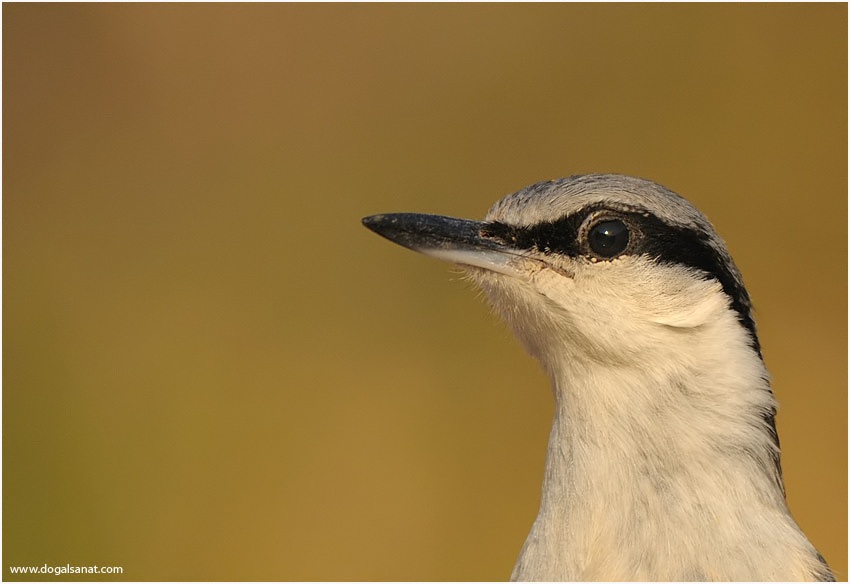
{"left": 512, "top": 337, "right": 829, "bottom": 581}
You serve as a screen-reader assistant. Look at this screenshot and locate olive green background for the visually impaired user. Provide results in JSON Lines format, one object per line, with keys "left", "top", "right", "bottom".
{"left": 4, "top": 3, "right": 847, "bottom": 581}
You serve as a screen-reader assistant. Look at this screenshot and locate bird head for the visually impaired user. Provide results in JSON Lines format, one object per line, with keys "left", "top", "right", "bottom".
{"left": 363, "top": 174, "right": 760, "bottom": 379}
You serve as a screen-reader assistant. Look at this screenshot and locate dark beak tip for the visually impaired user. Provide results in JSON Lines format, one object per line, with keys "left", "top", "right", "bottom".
{"left": 362, "top": 212, "right": 487, "bottom": 252}
{"left": 362, "top": 214, "right": 391, "bottom": 235}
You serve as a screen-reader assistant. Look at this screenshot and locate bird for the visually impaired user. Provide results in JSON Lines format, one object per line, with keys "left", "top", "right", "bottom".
{"left": 361, "top": 174, "right": 833, "bottom": 582}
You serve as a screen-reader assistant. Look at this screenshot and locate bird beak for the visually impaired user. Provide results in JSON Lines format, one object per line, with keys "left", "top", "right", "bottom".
{"left": 362, "top": 213, "right": 520, "bottom": 276}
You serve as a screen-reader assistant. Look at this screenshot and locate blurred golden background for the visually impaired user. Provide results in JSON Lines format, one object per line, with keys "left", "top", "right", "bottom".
{"left": 3, "top": 3, "right": 846, "bottom": 581}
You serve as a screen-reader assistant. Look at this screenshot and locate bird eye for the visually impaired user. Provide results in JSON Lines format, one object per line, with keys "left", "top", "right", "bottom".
{"left": 588, "top": 219, "right": 629, "bottom": 258}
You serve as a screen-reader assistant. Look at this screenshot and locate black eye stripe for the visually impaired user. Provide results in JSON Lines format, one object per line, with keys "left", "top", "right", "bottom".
{"left": 483, "top": 213, "right": 584, "bottom": 255}
{"left": 483, "top": 207, "right": 759, "bottom": 356}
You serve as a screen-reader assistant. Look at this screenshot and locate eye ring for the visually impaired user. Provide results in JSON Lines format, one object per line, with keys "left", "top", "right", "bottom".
{"left": 587, "top": 219, "right": 630, "bottom": 258}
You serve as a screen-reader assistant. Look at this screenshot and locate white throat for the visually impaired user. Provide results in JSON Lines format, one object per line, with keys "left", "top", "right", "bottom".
{"left": 505, "top": 303, "right": 827, "bottom": 581}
